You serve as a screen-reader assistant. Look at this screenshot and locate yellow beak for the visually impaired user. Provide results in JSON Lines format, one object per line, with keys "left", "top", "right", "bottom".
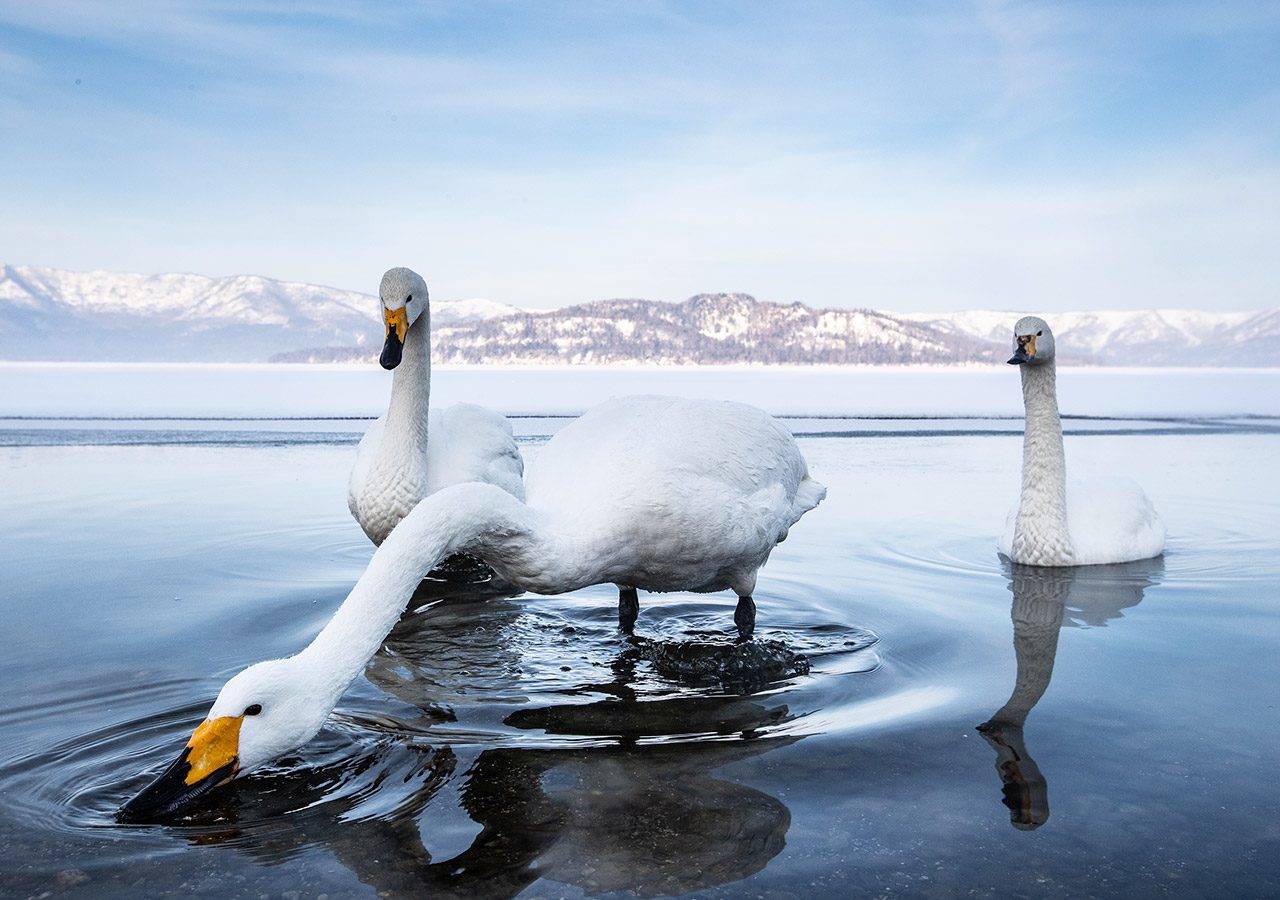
{"left": 184, "top": 715, "right": 245, "bottom": 785}
{"left": 117, "top": 713, "right": 245, "bottom": 821}
{"left": 384, "top": 306, "right": 408, "bottom": 343}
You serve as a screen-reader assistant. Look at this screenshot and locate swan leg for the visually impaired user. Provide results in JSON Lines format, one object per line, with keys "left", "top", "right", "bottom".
{"left": 618, "top": 587, "right": 639, "bottom": 633}
{"left": 734, "top": 595, "right": 756, "bottom": 637}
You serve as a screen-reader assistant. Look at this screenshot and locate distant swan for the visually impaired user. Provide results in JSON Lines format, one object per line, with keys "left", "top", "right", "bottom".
{"left": 999, "top": 316, "right": 1165, "bottom": 566}
{"left": 348, "top": 267, "right": 523, "bottom": 546}
{"left": 120, "top": 396, "right": 825, "bottom": 819}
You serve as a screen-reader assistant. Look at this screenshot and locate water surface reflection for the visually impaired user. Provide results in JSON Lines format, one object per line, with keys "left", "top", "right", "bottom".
{"left": 979, "top": 558, "right": 1165, "bottom": 829}
{"left": 5, "top": 425, "right": 1277, "bottom": 898}
{"left": 173, "top": 697, "right": 796, "bottom": 897}
{"left": 126, "top": 577, "right": 809, "bottom": 897}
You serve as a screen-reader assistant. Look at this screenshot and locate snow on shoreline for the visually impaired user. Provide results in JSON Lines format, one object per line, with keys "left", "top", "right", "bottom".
{"left": 1, "top": 362, "right": 1277, "bottom": 419}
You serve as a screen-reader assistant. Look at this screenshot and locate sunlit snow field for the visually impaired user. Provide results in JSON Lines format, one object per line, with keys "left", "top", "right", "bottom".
{"left": 1, "top": 364, "right": 1278, "bottom": 898}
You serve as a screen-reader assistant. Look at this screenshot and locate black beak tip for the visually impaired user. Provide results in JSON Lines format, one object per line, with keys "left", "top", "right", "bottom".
{"left": 116, "top": 785, "right": 180, "bottom": 824}
{"left": 116, "top": 795, "right": 158, "bottom": 824}
{"left": 380, "top": 334, "right": 403, "bottom": 370}
{"left": 1007, "top": 352, "right": 1028, "bottom": 365}
{"left": 116, "top": 752, "right": 236, "bottom": 823}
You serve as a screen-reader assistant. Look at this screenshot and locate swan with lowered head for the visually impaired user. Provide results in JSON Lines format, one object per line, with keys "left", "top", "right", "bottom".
{"left": 120, "top": 395, "right": 825, "bottom": 819}
{"left": 999, "top": 316, "right": 1165, "bottom": 566}
{"left": 348, "top": 267, "right": 523, "bottom": 546}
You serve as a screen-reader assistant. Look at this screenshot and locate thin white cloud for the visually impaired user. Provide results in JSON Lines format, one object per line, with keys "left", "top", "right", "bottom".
{"left": 0, "top": 1, "right": 1276, "bottom": 311}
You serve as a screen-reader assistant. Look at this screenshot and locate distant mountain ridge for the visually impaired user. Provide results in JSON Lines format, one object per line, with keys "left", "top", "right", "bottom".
{"left": 2, "top": 265, "right": 1274, "bottom": 366}
{"left": 0, "top": 265, "right": 517, "bottom": 362}
{"left": 414, "top": 293, "right": 999, "bottom": 365}
{"left": 901, "top": 309, "right": 1280, "bottom": 367}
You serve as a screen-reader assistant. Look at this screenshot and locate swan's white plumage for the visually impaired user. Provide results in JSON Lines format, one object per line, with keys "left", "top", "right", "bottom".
{"left": 515, "top": 395, "right": 824, "bottom": 596}
{"left": 1001, "top": 315, "right": 1165, "bottom": 567}
{"left": 349, "top": 402, "right": 524, "bottom": 544}
{"left": 347, "top": 268, "right": 523, "bottom": 545}
{"left": 175, "top": 395, "right": 824, "bottom": 783}
{"left": 999, "top": 477, "right": 1166, "bottom": 566}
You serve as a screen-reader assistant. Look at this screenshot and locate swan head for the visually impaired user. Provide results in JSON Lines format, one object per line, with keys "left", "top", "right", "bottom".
{"left": 1008, "top": 316, "right": 1056, "bottom": 365}
{"left": 378, "top": 266, "right": 429, "bottom": 370}
{"left": 118, "top": 657, "right": 332, "bottom": 821}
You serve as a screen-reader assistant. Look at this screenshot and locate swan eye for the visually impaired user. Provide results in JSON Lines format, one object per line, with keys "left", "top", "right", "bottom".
{"left": 244, "top": 704, "right": 262, "bottom": 716}
{"left": 406, "top": 294, "right": 413, "bottom": 303}
{"left": 1037, "top": 330, "right": 1042, "bottom": 336}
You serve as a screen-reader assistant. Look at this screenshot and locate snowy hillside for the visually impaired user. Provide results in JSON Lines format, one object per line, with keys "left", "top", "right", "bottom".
{"left": 423, "top": 293, "right": 998, "bottom": 365}
{"left": 902, "top": 309, "right": 1276, "bottom": 366}
{"left": 0, "top": 265, "right": 519, "bottom": 362}
{"left": 2, "top": 265, "right": 1274, "bottom": 365}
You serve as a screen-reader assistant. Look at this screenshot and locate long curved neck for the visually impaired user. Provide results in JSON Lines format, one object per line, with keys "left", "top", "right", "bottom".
{"left": 1013, "top": 361, "right": 1074, "bottom": 565}
{"left": 296, "top": 483, "right": 548, "bottom": 710}
{"left": 385, "top": 313, "right": 431, "bottom": 448}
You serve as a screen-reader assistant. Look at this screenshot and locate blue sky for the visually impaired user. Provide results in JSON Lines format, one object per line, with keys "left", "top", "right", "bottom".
{"left": 1, "top": 1, "right": 1277, "bottom": 311}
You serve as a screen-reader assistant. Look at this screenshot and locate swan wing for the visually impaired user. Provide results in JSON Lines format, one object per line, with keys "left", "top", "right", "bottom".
{"left": 1066, "top": 477, "right": 1166, "bottom": 565}
{"left": 424, "top": 403, "right": 525, "bottom": 500}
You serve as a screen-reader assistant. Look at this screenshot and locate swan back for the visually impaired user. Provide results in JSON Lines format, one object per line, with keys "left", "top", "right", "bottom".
{"left": 999, "top": 471, "right": 1166, "bottom": 567}
{"left": 1062, "top": 477, "right": 1165, "bottom": 565}
{"left": 523, "top": 396, "right": 824, "bottom": 594}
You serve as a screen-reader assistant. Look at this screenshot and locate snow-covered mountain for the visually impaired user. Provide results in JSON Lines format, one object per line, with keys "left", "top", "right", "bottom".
{"left": 423, "top": 294, "right": 996, "bottom": 365}
{"left": 0, "top": 265, "right": 519, "bottom": 362}
{"left": 2, "top": 265, "right": 1274, "bottom": 365}
{"left": 901, "top": 309, "right": 1277, "bottom": 366}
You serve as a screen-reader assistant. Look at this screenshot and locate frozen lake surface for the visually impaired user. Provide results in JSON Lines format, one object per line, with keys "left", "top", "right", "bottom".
{"left": 3, "top": 362, "right": 1279, "bottom": 418}
{"left": 1, "top": 409, "right": 1278, "bottom": 898}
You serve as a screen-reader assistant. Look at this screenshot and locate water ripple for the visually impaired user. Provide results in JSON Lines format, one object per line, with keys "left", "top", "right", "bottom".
{"left": 1, "top": 584, "right": 882, "bottom": 846}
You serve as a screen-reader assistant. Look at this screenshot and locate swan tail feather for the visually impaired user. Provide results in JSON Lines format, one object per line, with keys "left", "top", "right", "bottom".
{"left": 788, "top": 477, "right": 827, "bottom": 525}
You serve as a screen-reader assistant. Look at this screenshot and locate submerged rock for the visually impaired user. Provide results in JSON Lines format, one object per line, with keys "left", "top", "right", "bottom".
{"left": 635, "top": 638, "right": 810, "bottom": 692}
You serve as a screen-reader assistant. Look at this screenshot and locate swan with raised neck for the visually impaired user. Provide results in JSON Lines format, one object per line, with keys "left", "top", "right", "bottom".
{"left": 999, "top": 315, "right": 1165, "bottom": 567}
{"left": 121, "top": 395, "right": 826, "bottom": 820}
{"left": 347, "top": 267, "right": 523, "bottom": 546}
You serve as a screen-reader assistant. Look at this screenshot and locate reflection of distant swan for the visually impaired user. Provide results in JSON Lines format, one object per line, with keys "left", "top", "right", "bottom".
{"left": 1000, "top": 316, "right": 1166, "bottom": 566}
{"left": 978, "top": 557, "right": 1164, "bottom": 829}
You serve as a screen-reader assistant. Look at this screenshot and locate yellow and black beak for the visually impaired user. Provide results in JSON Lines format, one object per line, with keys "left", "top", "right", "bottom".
{"left": 380, "top": 306, "right": 409, "bottom": 370}
{"left": 117, "top": 715, "right": 244, "bottom": 822}
{"left": 1008, "top": 333, "right": 1037, "bottom": 365}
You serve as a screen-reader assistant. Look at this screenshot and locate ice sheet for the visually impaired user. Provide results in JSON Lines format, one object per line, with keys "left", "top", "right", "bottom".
{"left": 1, "top": 362, "right": 1276, "bottom": 418}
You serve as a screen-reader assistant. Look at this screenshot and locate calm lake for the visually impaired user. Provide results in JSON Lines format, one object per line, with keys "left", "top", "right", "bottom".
{"left": 1, "top": 413, "right": 1278, "bottom": 898}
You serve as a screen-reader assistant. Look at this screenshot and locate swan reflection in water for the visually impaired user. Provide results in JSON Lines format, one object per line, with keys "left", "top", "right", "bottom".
{"left": 166, "top": 579, "right": 799, "bottom": 898}
{"left": 174, "top": 732, "right": 794, "bottom": 898}
{"left": 978, "top": 557, "right": 1164, "bottom": 829}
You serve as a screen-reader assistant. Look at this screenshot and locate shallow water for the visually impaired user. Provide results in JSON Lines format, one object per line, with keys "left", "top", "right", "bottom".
{"left": 1, "top": 417, "right": 1278, "bottom": 898}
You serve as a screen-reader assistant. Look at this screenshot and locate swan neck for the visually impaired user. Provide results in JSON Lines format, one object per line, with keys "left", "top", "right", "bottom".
{"left": 1014, "top": 362, "right": 1074, "bottom": 565}
{"left": 386, "top": 314, "right": 431, "bottom": 442}
{"left": 296, "top": 484, "right": 540, "bottom": 709}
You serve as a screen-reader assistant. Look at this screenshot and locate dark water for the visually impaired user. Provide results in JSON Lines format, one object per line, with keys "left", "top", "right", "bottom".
{"left": 1, "top": 418, "right": 1278, "bottom": 898}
